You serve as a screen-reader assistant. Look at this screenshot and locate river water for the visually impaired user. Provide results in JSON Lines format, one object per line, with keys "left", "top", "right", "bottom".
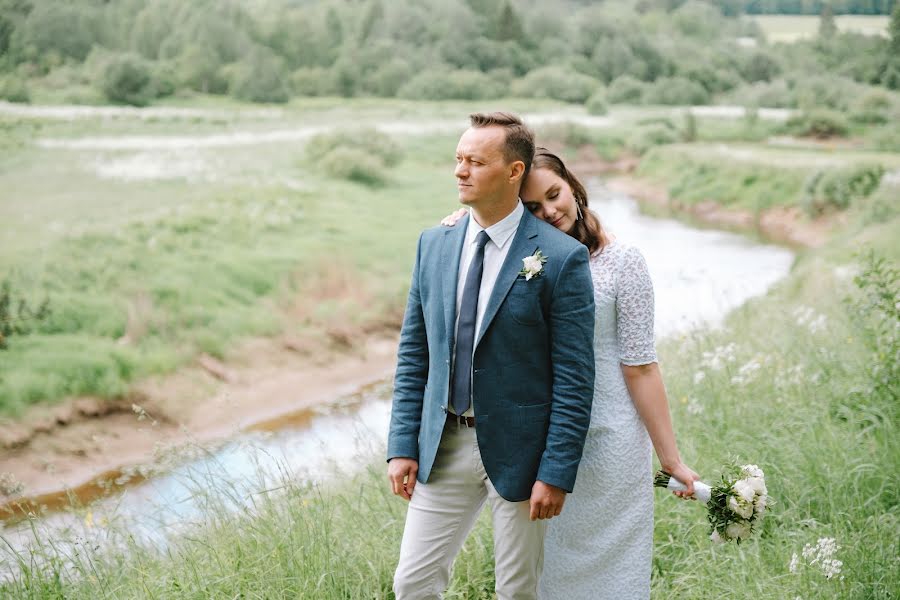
{"left": 0, "top": 181, "right": 794, "bottom": 578}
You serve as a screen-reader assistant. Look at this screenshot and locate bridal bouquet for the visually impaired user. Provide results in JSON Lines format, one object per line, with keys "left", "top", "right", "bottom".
{"left": 654, "top": 463, "right": 768, "bottom": 543}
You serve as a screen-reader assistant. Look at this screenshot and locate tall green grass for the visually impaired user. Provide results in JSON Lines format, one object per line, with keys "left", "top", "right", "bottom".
{"left": 2, "top": 201, "right": 896, "bottom": 599}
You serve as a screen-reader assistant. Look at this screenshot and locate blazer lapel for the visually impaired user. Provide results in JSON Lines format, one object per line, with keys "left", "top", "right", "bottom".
{"left": 475, "top": 210, "right": 538, "bottom": 348}
{"left": 441, "top": 215, "right": 469, "bottom": 354}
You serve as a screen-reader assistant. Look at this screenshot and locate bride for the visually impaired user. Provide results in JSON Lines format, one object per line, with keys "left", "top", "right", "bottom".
{"left": 442, "top": 147, "right": 698, "bottom": 599}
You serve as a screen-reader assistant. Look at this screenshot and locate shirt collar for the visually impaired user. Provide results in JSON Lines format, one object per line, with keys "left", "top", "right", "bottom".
{"left": 465, "top": 201, "right": 523, "bottom": 250}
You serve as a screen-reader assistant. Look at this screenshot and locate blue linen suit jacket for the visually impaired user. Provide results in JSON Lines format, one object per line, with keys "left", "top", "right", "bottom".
{"left": 386, "top": 208, "right": 596, "bottom": 502}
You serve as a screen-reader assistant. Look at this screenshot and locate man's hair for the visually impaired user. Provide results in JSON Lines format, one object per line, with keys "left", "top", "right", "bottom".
{"left": 469, "top": 112, "right": 535, "bottom": 181}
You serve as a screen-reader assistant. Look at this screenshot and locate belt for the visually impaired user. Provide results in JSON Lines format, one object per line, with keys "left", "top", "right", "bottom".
{"left": 446, "top": 412, "right": 476, "bottom": 427}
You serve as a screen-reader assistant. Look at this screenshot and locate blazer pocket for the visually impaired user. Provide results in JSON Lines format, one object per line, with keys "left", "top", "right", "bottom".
{"left": 506, "top": 288, "right": 542, "bottom": 325}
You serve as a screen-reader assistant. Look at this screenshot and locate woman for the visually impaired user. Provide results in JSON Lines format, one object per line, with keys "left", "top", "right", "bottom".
{"left": 442, "top": 148, "right": 698, "bottom": 600}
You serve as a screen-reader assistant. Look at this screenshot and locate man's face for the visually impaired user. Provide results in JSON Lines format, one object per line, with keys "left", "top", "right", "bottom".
{"left": 454, "top": 126, "right": 513, "bottom": 207}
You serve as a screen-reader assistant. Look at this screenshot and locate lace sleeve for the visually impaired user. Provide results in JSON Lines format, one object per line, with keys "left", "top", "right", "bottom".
{"left": 616, "top": 245, "right": 658, "bottom": 366}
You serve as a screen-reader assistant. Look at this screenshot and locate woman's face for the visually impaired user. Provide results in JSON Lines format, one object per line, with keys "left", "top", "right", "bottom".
{"left": 521, "top": 167, "right": 578, "bottom": 233}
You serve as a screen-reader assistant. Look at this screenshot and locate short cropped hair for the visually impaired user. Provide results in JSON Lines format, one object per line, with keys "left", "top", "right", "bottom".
{"left": 469, "top": 112, "right": 535, "bottom": 180}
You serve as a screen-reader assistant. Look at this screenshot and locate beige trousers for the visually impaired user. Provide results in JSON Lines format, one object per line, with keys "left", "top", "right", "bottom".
{"left": 393, "top": 421, "right": 547, "bottom": 600}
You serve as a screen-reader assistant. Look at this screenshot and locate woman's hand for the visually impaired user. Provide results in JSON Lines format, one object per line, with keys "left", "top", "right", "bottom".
{"left": 440, "top": 208, "right": 467, "bottom": 227}
{"left": 663, "top": 461, "right": 700, "bottom": 499}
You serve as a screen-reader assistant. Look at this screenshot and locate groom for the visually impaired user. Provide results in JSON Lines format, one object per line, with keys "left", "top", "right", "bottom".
{"left": 387, "top": 112, "right": 596, "bottom": 599}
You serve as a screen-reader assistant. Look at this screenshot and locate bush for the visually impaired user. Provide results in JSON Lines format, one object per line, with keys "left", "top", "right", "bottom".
{"left": 362, "top": 59, "right": 413, "bottom": 97}
{"left": 644, "top": 76, "right": 710, "bottom": 106}
{"left": 511, "top": 66, "right": 601, "bottom": 103}
{"left": 786, "top": 110, "right": 850, "bottom": 138}
{"left": 318, "top": 147, "right": 385, "bottom": 186}
{"left": 850, "top": 91, "right": 894, "bottom": 125}
{"left": 871, "top": 124, "right": 900, "bottom": 152}
{"left": 398, "top": 69, "right": 505, "bottom": 100}
{"left": 305, "top": 128, "right": 403, "bottom": 186}
{"left": 290, "top": 67, "right": 337, "bottom": 97}
{"left": 801, "top": 163, "right": 885, "bottom": 216}
{"left": 0, "top": 76, "right": 30, "bottom": 103}
{"left": 585, "top": 90, "right": 609, "bottom": 115}
{"left": 97, "top": 53, "right": 158, "bottom": 106}
{"left": 627, "top": 122, "right": 678, "bottom": 155}
{"left": 229, "top": 49, "right": 290, "bottom": 104}
{"left": 792, "top": 74, "right": 862, "bottom": 111}
{"left": 607, "top": 75, "right": 648, "bottom": 104}
{"left": 726, "top": 79, "right": 795, "bottom": 108}
{"left": 738, "top": 50, "right": 782, "bottom": 83}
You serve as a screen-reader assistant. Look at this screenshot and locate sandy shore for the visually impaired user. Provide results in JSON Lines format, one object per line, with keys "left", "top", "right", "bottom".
{"left": 0, "top": 334, "right": 398, "bottom": 512}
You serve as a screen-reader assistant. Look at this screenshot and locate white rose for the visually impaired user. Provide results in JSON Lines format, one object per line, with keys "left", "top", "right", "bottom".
{"left": 748, "top": 476, "right": 767, "bottom": 495}
{"left": 523, "top": 255, "right": 541, "bottom": 272}
{"left": 733, "top": 478, "right": 756, "bottom": 503}
{"left": 741, "top": 464, "right": 764, "bottom": 478}
{"left": 728, "top": 496, "right": 754, "bottom": 519}
{"left": 725, "top": 520, "right": 752, "bottom": 540}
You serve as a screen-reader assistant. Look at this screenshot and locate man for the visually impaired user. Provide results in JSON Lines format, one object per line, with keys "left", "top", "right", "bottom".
{"left": 387, "top": 112, "right": 595, "bottom": 599}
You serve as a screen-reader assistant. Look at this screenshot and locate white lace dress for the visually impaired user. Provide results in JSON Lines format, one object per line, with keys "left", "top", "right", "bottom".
{"left": 540, "top": 240, "right": 656, "bottom": 600}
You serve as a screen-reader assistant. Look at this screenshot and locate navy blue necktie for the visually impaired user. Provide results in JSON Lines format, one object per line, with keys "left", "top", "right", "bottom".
{"left": 451, "top": 230, "right": 490, "bottom": 416}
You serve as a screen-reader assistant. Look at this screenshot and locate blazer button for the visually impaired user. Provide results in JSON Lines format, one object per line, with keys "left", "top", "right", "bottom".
{"left": 441, "top": 405, "right": 447, "bottom": 413}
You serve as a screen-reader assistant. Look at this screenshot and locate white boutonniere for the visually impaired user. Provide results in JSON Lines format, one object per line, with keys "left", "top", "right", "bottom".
{"left": 519, "top": 250, "right": 547, "bottom": 281}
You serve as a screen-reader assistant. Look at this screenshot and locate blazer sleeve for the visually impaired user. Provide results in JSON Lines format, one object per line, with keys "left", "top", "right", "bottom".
{"left": 536, "top": 243, "right": 595, "bottom": 491}
{"left": 386, "top": 232, "right": 429, "bottom": 462}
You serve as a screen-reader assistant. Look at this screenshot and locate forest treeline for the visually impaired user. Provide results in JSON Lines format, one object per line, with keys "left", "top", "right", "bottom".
{"left": 0, "top": 0, "right": 897, "bottom": 106}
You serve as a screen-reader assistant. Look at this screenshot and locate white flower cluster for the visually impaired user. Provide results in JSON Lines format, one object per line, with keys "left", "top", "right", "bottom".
{"left": 792, "top": 306, "right": 828, "bottom": 334}
{"left": 700, "top": 342, "right": 737, "bottom": 371}
{"left": 730, "top": 354, "right": 774, "bottom": 385}
{"left": 718, "top": 464, "right": 767, "bottom": 541}
{"left": 789, "top": 537, "right": 843, "bottom": 580}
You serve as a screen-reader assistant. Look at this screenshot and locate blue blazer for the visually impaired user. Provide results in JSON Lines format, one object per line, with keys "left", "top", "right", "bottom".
{"left": 387, "top": 208, "right": 596, "bottom": 501}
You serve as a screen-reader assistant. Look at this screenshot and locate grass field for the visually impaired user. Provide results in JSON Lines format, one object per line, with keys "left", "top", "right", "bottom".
{"left": 751, "top": 15, "right": 890, "bottom": 42}
{"left": 2, "top": 188, "right": 897, "bottom": 599}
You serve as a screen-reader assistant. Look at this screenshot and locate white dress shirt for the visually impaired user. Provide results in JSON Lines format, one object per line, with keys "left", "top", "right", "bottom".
{"left": 451, "top": 201, "right": 524, "bottom": 416}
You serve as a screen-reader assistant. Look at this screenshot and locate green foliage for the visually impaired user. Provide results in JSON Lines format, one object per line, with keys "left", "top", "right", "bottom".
{"left": 850, "top": 89, "right": 894, "bottom": 124}
{"left": 8, "top": 2, "right": 100, "bottom": 65}
{"left": 870, "top": 122, "right": 900, "bottom": 151}
{"left": 628, "top": 121, "right": 679, "bottom": 155}
{"left": 0, "top": 277, "right": 51, "bottom": 350}
{"left": 399, "top": 69, "right": 505, "bottom": 100}
{"left": 728, "top": 79, "right": 795, "bottom": 107}
{"left": 644, "top": 76, "right": 710, "bottom": 105}
{"left": 585, "top": 90, "right": 609, "bottom": 115}
{"left": 786, "top": 109, "right": 850, "bottom": 138}
{"left": 819, "top": 2, "right": 838, "bottom": 38}
{"left": 305, "top": 128, "right": 403, "bottom": 186}
{"left": 738, "top": 50, "right": 783, "bottom": 83}
{"left": 801, "top": 163, "right": 885, "bottom": 215}
{"left": 793, "top": 73, "right": 867, "bottom": 110}
{"left": 511, "top": 66, "right": 601, "bottom": 103}
{"left": 176, "top": 45, "right": 228, "bottom": 95}
{"left": 228, "top": 49, "right": 290, "bottom": 104}
{"left": 846, "top": 250, "right": 899, "bottom": 402}
{"left": 97, "top": 53, "right": 158, "bottom": 107}
{"left": 607, "top": 75, "right": 649, "bottom": 104}
{"left": 0, "top": 74, "right": 29, "bottom": 102}
{"left": 291, "top": 67, "right": 337, "bottom": 97}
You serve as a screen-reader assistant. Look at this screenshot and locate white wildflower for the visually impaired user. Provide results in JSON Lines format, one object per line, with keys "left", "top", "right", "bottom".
{"left": 789, "top": 553, "right": 800, "bottom": 574}
{"left": 687, "top": 398, "right": 704, "bottom": 415}
{"left": 693, "top": 370, "right": 706, "bottom": 384}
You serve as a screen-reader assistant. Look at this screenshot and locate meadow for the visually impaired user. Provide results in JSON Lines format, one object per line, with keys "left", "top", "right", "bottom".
{"left": 752, "top": 14, "right": 890, "bottom": 41}
{"left": 2, "top": 173, "right": 896, "bottom": 598}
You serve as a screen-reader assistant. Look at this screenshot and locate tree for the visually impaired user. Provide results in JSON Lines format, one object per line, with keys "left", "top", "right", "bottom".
{"left": 494, "top": 1, "right": 525, "bottom": 43}
{"left": 819, "top": 3, "right": 838, "bottom": 39}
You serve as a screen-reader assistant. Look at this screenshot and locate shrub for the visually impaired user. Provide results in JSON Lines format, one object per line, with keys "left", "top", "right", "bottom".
{"left": 0, "top": 76, "right": 30, "bottom": 104}
{"left": 627, "top": 122, "right": 678, "bottom": 155}
{"left": 290, "top": 67, "right": 337, "bottom": 97}
{"left": 850, "top": 91, "right": 894, "bottom": 125}
{"left": 786, "top": 110, "right": 850, "bottom": 138}
{"left": 871, "top": 124, "right": 900, "bottom": 152}
{"left": 726, "top": 79, "right": 795, "bottom": 108}
{"left": 305, "top": 128, "right": 403, "bottom": 186}
{"left": 792, "top": 74, "right": 862, "bottom": 111}
{"left": 318, "top": 147, "right": 385, "bottom": 186}
{"left": 801, "top": 163, "right": 885, "bottom": 216}
{"left": 511, "top": 66, "right": 601, "bottom": 103}
{"left": 362, "top": 59, "right": 413, "bottom": 97}
{"left": 607, "top": 75, "right": 648, "bottom": 104}
{"left": 738, "top": 50, "right": 782, "bottom": 83}
{"left": 97, "top": 53, "right": 157, "bottom": 106}
{"left": 585, "top": 90, "right": 609, "bottom": 115}
{"left": 229, "top": 49, "right": 290, "bottom": 104}
{"left": 398, "top": 69, "right": 505, "bottom": 100}
{"left": 644, "top": 76, "right": 710, "bottom": 106}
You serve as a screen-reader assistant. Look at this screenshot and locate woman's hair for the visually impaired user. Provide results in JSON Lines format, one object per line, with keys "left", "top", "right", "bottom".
{"left": 531, "top": 148, "right": 610, "bottom": 255}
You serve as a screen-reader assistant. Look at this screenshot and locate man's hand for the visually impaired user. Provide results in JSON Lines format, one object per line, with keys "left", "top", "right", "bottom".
{"left": 529, "top": 480, "right": 567, "bottom": 520}
{"left": 388, "top": 458, "right": 419, "bottom": 501}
